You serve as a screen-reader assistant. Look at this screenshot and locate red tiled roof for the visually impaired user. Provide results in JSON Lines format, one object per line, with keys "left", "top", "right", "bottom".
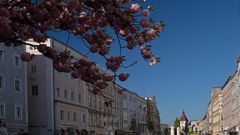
{"left": 180, "top": 111, "right": 188, "bottom": 121}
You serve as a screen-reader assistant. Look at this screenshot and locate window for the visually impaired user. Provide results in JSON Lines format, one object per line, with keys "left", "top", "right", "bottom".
{"left": 31, "top": 85, "right": 38, "bottom": 95}
{"left": 82, "top": 114, "right": 86, "bottom": 123}
{"left": 0, "top": 50, "right": 3, "bottom": 63}
{"left": 14, "top": 55, "right": 21, "bottom": 67}
{"left": 89, "top": 94, "right": 92, "bottom": 106}
{"left": 71, "top": 92, "right": 74, "bottom": 101}
{"left": 64, "top": 90, "right": 68, "bottom": 99}
{"left": 15, "top": 104, "right": 22, "bottom": 120}
{"left": 99, "top": 97, "right": 102, "bottom": 109}
{"left": 67, "top": 111, "right": 70, "bottom": 121}
{"left": 93, "top": 95, "right": 96, "bottom": 107}
{"left": 89, "top": 115, "right": 92, "bottom": 125}
{"left": 78, "top": 94, "right": 82, "bottom": 103}
{"left": 0, "top": 75, "right": 4, "bottom": 89}
{"left": 73, "top": 113, "right": 77, "bottom": 121}
{"left": 60, "top": 110, "right": 64, "bottom": 120}
{"left": 56, "top": 88, "right": 60, "bottom": 97}
{"left": 0, "top": 103, "right": 5, "bottom": 118}
{"left": 123, "top": 94, "right": 127, "bottom": 99}
{"left": 31, "top": 65, "right": 37, "bottom": 73}
{"left": 14, "top": 79, "right": 21, "bottom": 93}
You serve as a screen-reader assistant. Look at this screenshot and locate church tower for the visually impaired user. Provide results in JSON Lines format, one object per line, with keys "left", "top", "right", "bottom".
{"left": 179, "top": 111, "right": 188, "bottom": 129}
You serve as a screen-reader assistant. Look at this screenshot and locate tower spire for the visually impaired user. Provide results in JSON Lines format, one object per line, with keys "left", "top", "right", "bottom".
{"left": 180, "top": 110, "right": 188, "bottom": 121}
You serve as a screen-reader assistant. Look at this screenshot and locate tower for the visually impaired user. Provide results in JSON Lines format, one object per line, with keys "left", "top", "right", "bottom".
{"left": 179, "top": 111, "right": 188, "bottom": 130}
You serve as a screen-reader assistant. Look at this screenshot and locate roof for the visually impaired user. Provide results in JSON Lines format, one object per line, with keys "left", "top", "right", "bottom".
{"left": 202, "top": 114, "right": 207, "bottom": 121}
{"left": 180, "top": 111, "right": 188, "bottom": 121}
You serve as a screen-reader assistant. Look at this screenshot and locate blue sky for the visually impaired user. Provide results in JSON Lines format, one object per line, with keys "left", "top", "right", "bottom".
{"left": 52, "top": 0, "right": 240, "bottom": 125}
{"left": 136, "top": 0, "right": 240, "bottom": 125}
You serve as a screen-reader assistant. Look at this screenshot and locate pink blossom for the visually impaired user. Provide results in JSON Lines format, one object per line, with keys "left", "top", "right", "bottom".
{"left": 129, "top": 3, "right": 141, "bottom": 13}
{"left": 140, "top": 18, "right": 151, "bottom": 27}
{"left": 142, "top": 9, "right": 150, "bottom": 16}
{"left": 79, "top": 12, "right": 87, "bottom": 18}
{"left": 116, "top": 0, "right": 130, "bottom": 3}
{"left": 106, "top": 37, "right": 113, "bottom": 45}
{"left": 146, "top": 29, "right": 157, "bottom": 39}
{"left": 119, "top": 29, "right": 128, "bottom": 37}
{"left": 149, "top": 57, "right": 157, "bottom": 66}
{"left": 0, "top": 0, "right": 162, "bottom": 88}
{"left": 141, "top": 46, "right": 152, "bottom": 59}
{"left": 138, "top": 36, "right": 145, "bottom": 45}
{"left": 154, "top": 23, "right": 163, "bottom": 31}
{"left": 0, "top": 6, "right": 9, "bottom": 18}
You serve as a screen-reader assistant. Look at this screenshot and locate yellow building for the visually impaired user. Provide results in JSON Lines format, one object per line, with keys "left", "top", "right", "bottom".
{"left": 211, "top": 87, "right": 223, "bottom": 135}
{"left": 221, "top": 57, "right": 240, "bottom": 134}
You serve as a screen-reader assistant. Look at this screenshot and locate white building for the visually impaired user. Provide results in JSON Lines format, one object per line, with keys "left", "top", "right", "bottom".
{"left": 121, "top": 89, "right": 148, "bottom": 135}
{"left": 0, "top": 44, "right": 28, "bottom": 134}
{"left": 122, "top": 90, "right": 138, "bottom": 132}
{"left": 136, "top": 95, "right": 148, "bottom": 135}
{"left": 0, "top": 37, "right": 152, "bottom": 135}
{"left": 189, "top": 120, "right": 201, "bottom": 133}
{"left": 113, "top": 84, "right": 124, "bottom": 132}
{"left": 26, "top": 38, "right": 89, "bottom": 135}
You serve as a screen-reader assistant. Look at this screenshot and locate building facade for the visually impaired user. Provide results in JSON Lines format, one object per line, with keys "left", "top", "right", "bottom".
{"left": 203, "top": 56, "right": 240, "bottom": 135}
{"left": 222, "top": 76, "right": 234, "bottom": 134}
{"left": 160, "top": 124, "right": 169, "bottom": 135}
{"left": 27, "top": 38, "right": 89, "bottom": 135}
{"left": 113, "top": 84, "right": 124, "bottom": 132}
{"left": 0, "top": 44, "right": 28, "bottom": 134}
{"left": 146, "top": 96, "right": 161, "bottom": 135}
{"left": 211, "top": 87, "right": 223, "bottom": 135}
{"left": 208, "top": 100, "right": 213, "bottom": 135}
{"left": 0, "top": 37, "right": 159, "bottom": 135}
{"left": 199, "top": 114, "right": 209, "bottom": 135}
{"left": 189, "top": 120, "right": 201, "bottom": 133}
{"left": 221, "top": 66, "right": 240, "bottom": 134}
{"left": 121, "top": 90, "right": 139, "bottom": 133}
{"left": 87, "top": 82, "right": 115, "bottom": 135}
{"left": 136, "top": 96, "right": 148, "bottom": 135}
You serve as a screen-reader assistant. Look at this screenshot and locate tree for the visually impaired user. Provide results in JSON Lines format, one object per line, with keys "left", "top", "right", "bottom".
{"left": 0, "top": 0, "right": 164, "bottom": 95}
{"left": 173, "top": 117, "right": 180, "bottom": 129}
{"left": 184, "top": 121, "right": 189, "bottom": 133}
